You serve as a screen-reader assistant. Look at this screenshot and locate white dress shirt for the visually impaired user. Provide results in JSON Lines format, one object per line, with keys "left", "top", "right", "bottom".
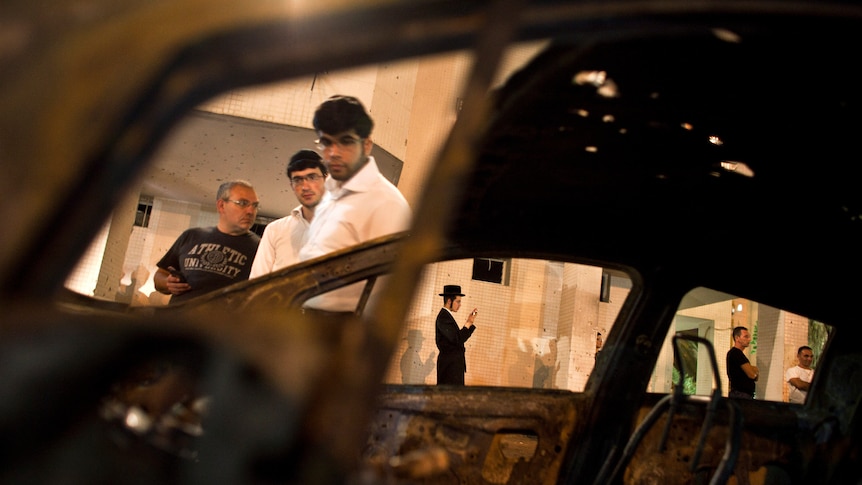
{"left": 299, "top": 156, "right": 411, "bottom": 311}
{"left": 249, "top": 205, "right": 311, "bottom": 279}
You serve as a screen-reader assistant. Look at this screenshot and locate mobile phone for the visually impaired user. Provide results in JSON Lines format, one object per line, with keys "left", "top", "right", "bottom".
{"left": 168, "top": 267, "right": 186, "bottom": 282}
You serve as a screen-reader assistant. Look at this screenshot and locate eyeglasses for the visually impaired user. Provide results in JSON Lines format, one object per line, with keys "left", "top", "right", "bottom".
{"left": 290, "top": 173, "right": 324, "bottom": 186}
{"left": 225, "top": 199, "right": 260, "bottom": 210}
{"left": 315, "top": 135, "right": 362, "bottom": 151}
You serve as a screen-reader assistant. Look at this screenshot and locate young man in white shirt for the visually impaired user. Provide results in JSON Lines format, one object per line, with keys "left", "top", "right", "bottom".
{"left": 299, "top": 95, "right": 412, "bottom": 313}
{"left": 785, "top": 345, "right": 815, "bottom": 404}
{"left": 249, "top": 149, "right": 327, "bottom": 278}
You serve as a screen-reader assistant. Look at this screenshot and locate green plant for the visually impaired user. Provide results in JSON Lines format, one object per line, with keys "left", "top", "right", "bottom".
{"left": 809, "top": 319, "right": 832, "bottom": 367}
{"left": 672, "top": 367, "right": 697, "bottom": 395}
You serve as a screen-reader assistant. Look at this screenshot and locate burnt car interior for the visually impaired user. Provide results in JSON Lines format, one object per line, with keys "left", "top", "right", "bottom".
{"left": 3, "top": 1, "right": 862, "bottom": 484}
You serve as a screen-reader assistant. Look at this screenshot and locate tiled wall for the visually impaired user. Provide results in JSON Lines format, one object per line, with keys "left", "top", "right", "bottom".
{"left": 385, "top": 258, "right": 617, "bottom": 390}
{"left": 67, "top": 196, "right": 215, "bottom": 305}
{"left": 65, "top": 222, "right": 110, "bottom": 296}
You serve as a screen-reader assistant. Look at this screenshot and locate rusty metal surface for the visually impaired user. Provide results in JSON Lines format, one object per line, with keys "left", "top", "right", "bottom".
{"left": 361, "top": 386, "right": 582, "bottom": 484}
{"left": 623, "top": 397, "right": 805, "bottom": 485}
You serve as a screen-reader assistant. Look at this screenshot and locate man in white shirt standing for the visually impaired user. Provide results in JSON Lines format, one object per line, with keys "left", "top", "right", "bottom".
{"left": 299, "top": 95, "right": 412, "bottom": 313}
{"left": 250, "top": 149, "right": 327, "bottom": 278}
{"left": 785, "top": 345, "right": 815, "bottom": 404}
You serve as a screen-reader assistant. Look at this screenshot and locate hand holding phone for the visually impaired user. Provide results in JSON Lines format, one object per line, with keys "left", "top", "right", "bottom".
{"left": 168, "top": 267, "right": 186, "bottom": 283}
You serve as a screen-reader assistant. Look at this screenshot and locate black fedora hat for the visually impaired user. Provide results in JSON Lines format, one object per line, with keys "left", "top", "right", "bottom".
{"left": 439, "top": 284, "right": 465, "bottom": 296}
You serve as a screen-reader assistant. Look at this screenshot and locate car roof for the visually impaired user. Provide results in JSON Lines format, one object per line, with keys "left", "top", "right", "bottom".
{"left": 449, "top": 22, "right": 862, "bottom": 328}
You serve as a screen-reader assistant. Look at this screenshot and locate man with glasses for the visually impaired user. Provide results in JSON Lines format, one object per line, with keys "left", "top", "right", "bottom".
{"left": 154, "top": 179, "right": 261, "bottom": 304}
{"left": 299, "top": 95, "right": 412, "bottom": 313}
{"left": 250, "top": 149, "right": 328, "bottom": 278}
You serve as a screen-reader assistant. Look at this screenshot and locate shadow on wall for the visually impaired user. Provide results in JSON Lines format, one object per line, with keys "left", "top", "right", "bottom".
{"left": 117, "top": 264, "right": 151, "bottom": 306}
{"left": 506, "top": 336, "right": 561, "bottom": 389}
{"left": 117, "top": 264, "right": 171, "bottom": 306}
{"left": 533, "top": 338, "right": 559, "bottom": 389}
{"left": 400, "top": 329, "right": 437, "bottom": 384}
{"left": 508, "top": 340, "right": 534, "bottom": 387}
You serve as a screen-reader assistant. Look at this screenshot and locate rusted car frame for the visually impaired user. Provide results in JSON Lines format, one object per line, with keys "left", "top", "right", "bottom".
{"left": 4, "top": 1, "right": 862, "bottom": 484}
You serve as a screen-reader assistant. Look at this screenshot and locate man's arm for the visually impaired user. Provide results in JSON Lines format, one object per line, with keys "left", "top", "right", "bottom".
{"left": 741, "top": 362, "right": 759, "bottom": 380}
{"left": 154, "top": 268, "right": 172, "bottom": 294}
{"left": 154, "top": 267, "right": 190, "bottom": 296}
{"left": 789, "top": 376, "right": 810, "bottom": 391}
{"left": 464, "top": 308, "right": 478, "bottom": 329}
{"left": 249, "top": 226, "right": 276, "bottom": 279}
{"left": 365, "top": 193, "right": 412, "bottom": 241}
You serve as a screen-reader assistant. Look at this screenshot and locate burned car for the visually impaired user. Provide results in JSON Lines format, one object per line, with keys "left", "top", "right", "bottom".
{"left": 2, "top": 1, "right": 862, "bottom": 484}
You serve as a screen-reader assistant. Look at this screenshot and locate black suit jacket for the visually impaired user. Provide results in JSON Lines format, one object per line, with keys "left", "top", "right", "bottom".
{"left": 435, "top": 308, "right": 476, "bottom": 385}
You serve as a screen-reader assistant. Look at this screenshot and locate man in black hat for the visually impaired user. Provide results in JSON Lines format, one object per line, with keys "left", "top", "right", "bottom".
{"left": 435, "top": 284, "right": 478, "bottom": 385}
